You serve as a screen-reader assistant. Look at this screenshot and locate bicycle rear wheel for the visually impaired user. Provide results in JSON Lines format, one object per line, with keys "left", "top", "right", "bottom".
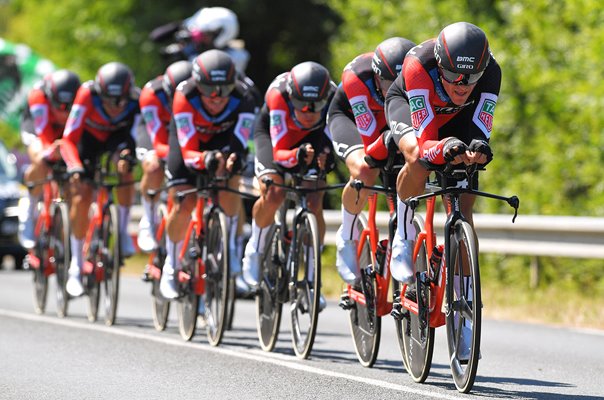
{"left": 255, "top": 224, "right": 284, "bottom": 352}
{"left": 151, "top": 204, "right": 170, "bottom": 331}
{"left": 290, "top": 212, "right": 321, "bottom": 359}
{"left": 102, "top": 204, "right": 121, "bottom": 326}
{"left": 32, "top": 210, "right": 49, "bottom": 314}
{"left": 51, "top": 202, "right": 70, "bottom": 318}
{"left": 446, "top": 219, "right": 481, "bottom": 393}
{"left": 396, "top": 214, "right": 435, "bottom": 383}
{"left": 348, "top": 213, "right": 381, "bottom": 368}
{"left": 177, "top": 227, "right": 199, "bottom": 341}
{"left": 204, "top": 208, "right": 230, "bottom": 346}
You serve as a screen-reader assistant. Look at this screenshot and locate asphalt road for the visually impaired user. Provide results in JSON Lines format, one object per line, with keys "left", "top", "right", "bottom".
{"left": 1, "top": 269, "right": 603, "bottom": 400}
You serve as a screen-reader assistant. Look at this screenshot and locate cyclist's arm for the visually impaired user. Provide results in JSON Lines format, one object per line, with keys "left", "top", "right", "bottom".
{"left": 140, "top": 85, "right": 170, "bottom": 160}
{"left": 60, "top": 88, "right": 92, "bottom": 173}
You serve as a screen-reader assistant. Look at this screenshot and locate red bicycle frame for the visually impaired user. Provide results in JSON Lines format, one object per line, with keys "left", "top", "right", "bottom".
{"left": 28, "top": 179, "right": 60, "bottom": 275}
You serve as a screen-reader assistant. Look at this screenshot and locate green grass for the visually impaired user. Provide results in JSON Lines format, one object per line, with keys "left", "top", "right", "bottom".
{"left": 123, "top": 247, "right": 604, "bottom": 331}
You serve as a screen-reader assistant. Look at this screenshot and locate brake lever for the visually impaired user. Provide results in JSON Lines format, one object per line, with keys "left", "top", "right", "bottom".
{"left": 507, "top": 195, "right": 520, "bottom": 223}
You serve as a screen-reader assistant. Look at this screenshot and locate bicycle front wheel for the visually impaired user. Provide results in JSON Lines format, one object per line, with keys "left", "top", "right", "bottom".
{"left": 151, "top": 204, "right": 170, "bottom": 331}
{"left": 204, "top": 208, "right": 230, "bottom": 346}
{"left": 290, "top": 212, "right": 321, "bottom": 359}
{"left": 85, "top": 203, "right": 100, "bottom": 323}
{"left": 348, "top": 213, "right": 381, "bottom": 368}
{"left": 396, "top": 214, "right": 435, "bottom": 383}
{"left": 51, "top": 202, "right": 71, "bottom": 318}
{"left": 103, "top": 204, "right": 121, "bottom": 326}
{"left": 255, "top": 224, "right": 284, "bottom": 352}
{"left": 446, "top": 219, "right": 481, "bottom": 393}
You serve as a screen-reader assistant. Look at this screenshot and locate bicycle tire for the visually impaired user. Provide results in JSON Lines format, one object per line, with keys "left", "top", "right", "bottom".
{"left": 51, "top": 202, "right": 71, "bottom": 318}
{"left": 32, "top": 204, "right": 48, "bottom": 314}
{"left": 103, "top": 204, "right": 121, "bottom": 326}
{"left": 204, "top": 207, "right": 230, "bottom": 346}
{"left": 255, "top": 224, "right": 284, "bottom": 352}
{"left": 151, "top": 204, "right": 170, "bottom": 331}
{"left": 290, "top": 211, "right": 321, "bottom": 359}
{"left": 224, "top": 274, "right": 236, "bottom": 331}
{"left": 446, "top": 219, "right": 481, "bottom": 393}
{"left": 85, "top": 204, "right": 100, "bottom": 323}
{"left": 177, "top": 225, "right": 199, "bottom": 341}
{"left": 396, "top": 214, "right": 435, "bottom": 383}
{"left": 348, "top": 213, "right": 382, "bottom": 368}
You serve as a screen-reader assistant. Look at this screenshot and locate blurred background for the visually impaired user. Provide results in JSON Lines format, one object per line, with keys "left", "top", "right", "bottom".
{"left": 0, "top": 0, "right": 603, "bottom": 327}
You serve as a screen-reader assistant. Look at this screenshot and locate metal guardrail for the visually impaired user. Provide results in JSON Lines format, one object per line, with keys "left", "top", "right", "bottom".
{"left": 129, "top": 207, "right": 604, "bottom": 259}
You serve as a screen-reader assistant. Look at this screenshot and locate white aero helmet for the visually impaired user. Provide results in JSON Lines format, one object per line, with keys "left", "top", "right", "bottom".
{"left": 185, "top": 7, "right": 239, "bottom": 49}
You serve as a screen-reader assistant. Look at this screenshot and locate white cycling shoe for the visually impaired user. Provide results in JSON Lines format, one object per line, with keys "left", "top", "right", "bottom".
{"left": 242, "top": 240, "right": 261, "bottom": 288}
{"left": 120, "top": 233, "right": 136, "bottom": 258}
{"left": 137, "top": 216, "right": 157, "bottom": 253}
{"left": 390, "top": 235, "right": 415, "bottom": 284}
{"left": 159, "top": 260, "right": 180, "bottom": 300}
{"left": 335, "top": 225, "right": 359, "bottom": 284}
{"left": 66, "top": 259, "right": 84, "bottom": 297}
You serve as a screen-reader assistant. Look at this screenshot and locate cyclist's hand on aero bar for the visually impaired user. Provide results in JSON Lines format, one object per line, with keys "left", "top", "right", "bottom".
{"left": 226, "top": 153, "right": 241, "bottom": 174}
{"left": 443, "top": 137, "right": 469, "bottom": 165}
{"left": 297, "top": 143, "right": 314, "bottom": 167}
{"left": 467, "top": 139, "right": 493, "bottom": 166}
{"left": 316, "top": 146, "right": 331, "bottom": 171}
{"left": 204, "top": 150, "right": 226, "bottom": 176}
{"left": 117, "top": 149, "right": 134, "bottom": 174}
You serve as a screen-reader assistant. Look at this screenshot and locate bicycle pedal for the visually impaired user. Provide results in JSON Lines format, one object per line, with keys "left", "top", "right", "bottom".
{"left": 390, "top": 302, "right": 405, "bottom": 321}
{"left": 338, "top": 293, "right": 354, "bottom": 310}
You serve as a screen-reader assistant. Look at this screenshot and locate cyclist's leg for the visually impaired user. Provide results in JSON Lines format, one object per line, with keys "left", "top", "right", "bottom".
{"left": 392, "top": 132, "right": 428, "bottom": 284}
{"left": 219, "top": 174, "right": 243, "bottom": 275}
{"left": 19, "top": 138, "right": 51, "bottom": 249}
{"left": 138, "top": 151, "right": 165, "bottom": 252}
{"left": 242, "top": 133, "right": 284, "bottom": 287}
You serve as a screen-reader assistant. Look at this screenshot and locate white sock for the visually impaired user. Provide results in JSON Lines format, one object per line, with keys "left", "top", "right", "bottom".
{"left": 225, "top": 214, "right": 239, "bottom": 252}
{"left": 118, "top": 205, "right": 130, "bottom": 237}
{"left": 396, "top": 196, "right": 416, "bottom": 241}
{"left": 247, "top": 220, "right": 268, "bottom": 253}
{"left": 70, "top": 235, "right": 84, "bottom": 268}
{"left": 164, "top": 238, "right": 183, "bottom": 274}
{"left": 27, "top": 192, "right": 40, "bottom": 217}
{"left": 141, "top": 196, "right": 156, "bottom": 226}
{"left": 340, "top": 206, "right": 359, "bottom": 241}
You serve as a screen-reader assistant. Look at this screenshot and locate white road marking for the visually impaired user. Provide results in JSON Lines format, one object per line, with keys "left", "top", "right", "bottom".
{"left": 0, "top": 308, "right": 462, "bottom": 399}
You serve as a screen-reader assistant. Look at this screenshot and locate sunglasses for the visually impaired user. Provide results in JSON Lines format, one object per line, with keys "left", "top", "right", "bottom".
{"left": 197, "top": 82, "right": 236, "bottom": 98}
{"left": 101, "top": 95, "right": 128, "bottom": 108}
{"left": 50, "top": 98, "right": 73, "bottom": 112}
{"left": 439, "top": 67, "right": 483, "bottom": 86}
{"left": 290, "top": 97, "right": 329, "bottom": 113}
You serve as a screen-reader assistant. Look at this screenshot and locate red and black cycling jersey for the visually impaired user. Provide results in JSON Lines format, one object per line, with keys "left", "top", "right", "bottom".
{"left": 60, "top": 81, "right": 141, "bottom": 171}
{"left": 139, "top": 77, "right": 172, "bottom": 160}
{"left": 386, "top": 39, "right": 501, "bottom": 164}
{"left": 21, "top": 80, "right": 66, "bottom": 148}
{"left": 259, "top": 72, "right": 335, "bottom": 169}
{"left": 329, "top": 53, "right": 390, "bottom": 160}
{"left": 172, "top": 79, "right": 256, "bottom": 170}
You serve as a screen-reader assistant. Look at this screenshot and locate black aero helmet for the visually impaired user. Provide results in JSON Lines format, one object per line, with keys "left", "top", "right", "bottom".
{"left": 434, "top": 22, "right": 490, "bottom": 85}
{"left": 162, "top": 60, "right": 192, "bottom": 98}
{"left": 95, "top": 61, "right": 134, "bottom": 105}
{"left": 192, "top": 49, "right": 236, "bottom": 98}
{"left": 286, "top": 61, "right": 331, "bottom": 112}
{"left": 372, "top": 37, "right": 416, "bottom": 81}
{"left": 44, "top": 69, "right": 80, "bottom": 111}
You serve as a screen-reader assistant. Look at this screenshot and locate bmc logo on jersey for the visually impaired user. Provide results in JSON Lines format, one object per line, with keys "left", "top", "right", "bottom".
{"left": 478, "top": 99, "right": 496, "bottom": 132}
{"left": 352, "top": 101, "right": 372, "bottom": 131}
{"left": 409, "top": 95, "right": 429, "bottom": 129}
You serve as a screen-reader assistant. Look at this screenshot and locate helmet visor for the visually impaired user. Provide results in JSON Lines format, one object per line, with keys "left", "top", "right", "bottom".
{"left": 290, "top": 97, "right": 329, "bottom": 113}
{"left": 50, "top": 98, "right": 73, "bottom": 112}
{"left": 197, "top": 82, "right": 236, "bottom": 98}
{"left": 439, "top": 67, "right": 484, "bottom": 86}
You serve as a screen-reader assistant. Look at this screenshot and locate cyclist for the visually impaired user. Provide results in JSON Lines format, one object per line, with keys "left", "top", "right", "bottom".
{"left": 385, "top": 22, "right": 500, "bottom": 357}
{"left": 60, "top": 62, "right": 141, "bottom": 297}
{"left": 18, "top": 69, "right": 80, "bottom": 249}
{"left": 241, "top": 61, "right": 336, "bottom": 309}
{"left": 136, "top": 60, "right": 192, "bottom": 253}
{"left": 160, "top": 49, "right": 256, "bottom": 300}
{"left": 328, "top": 37, "right": 415, "bottom": 285}
{"left": 150, "top": 6, "right": 250, "bottom": 74}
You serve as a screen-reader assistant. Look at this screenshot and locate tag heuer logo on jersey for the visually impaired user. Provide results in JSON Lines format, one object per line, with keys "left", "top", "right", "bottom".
{"left": 143, "top": 110, "right": 159, "bottom": 133}
{"left": 240, "top": 117, "right": 253, "bottom": 141}
{"left": 270, "top": 114, "right": 284, "bottom": 136}
{"left": 478, "top": 99, "right": 496, "bottom": 132}
{"left": 175, "top": 115, "right": 191, "bottom": 135}
{"left": 32, "top": 106, "right": 47, "bottom": 129}
{"left": 409, "top": 95, "right": 429, "bottom": 129}
{"left": 352, "top": 101, "right": 372, "bottom": 131}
